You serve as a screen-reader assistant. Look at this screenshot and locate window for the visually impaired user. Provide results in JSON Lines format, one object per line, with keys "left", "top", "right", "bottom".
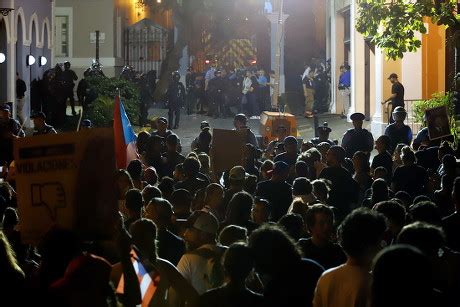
{"left": 55, "top": 7, "right": 73, "bottom": 59}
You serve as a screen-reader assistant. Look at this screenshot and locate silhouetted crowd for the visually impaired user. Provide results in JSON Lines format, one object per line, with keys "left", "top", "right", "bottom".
{"left": 1, "top": 111, "right": 460, "bottom": 307}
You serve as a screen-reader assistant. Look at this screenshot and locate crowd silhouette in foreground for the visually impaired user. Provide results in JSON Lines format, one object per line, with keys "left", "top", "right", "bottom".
{"left": 1, "top": 110, "right": 460, "bottom": 307}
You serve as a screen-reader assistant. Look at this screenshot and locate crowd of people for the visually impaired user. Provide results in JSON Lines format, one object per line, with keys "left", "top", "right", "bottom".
{"left": 0, "top": 100, "right": 460, "bottom": 306}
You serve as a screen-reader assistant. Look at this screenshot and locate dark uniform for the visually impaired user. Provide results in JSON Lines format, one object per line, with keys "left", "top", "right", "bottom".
{"left": 31, "top": 111, "right": 57, "bottom": 136}
{"left": 166, "top": 71, "right": 186, "bottom": 129}
{"left": 207, "top": 71, "right": 225, "bottom": 118}
{"left": 311, "top": 122, "right": 335, "bottom": 146}
{"left": 62, "top": 62, "right": 78, "bottom": 116}
{"left": 341, "top": 113, "right": 374, "bottom": 158}
{"left": 0, "top": 105, "right": 25, "bottom": 164}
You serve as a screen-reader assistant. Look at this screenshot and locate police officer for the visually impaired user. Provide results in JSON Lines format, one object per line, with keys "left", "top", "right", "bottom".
{"left": 31, "top": 111, "right": 57, "bottom": 136}
{"left": 62, "top": 61, "right": 79, "bottom": 116}
{"left": 384, "top": 106, "right": 412, "bottom": 154}
{"left": 0, "top": 104, "right": 25, "bottom": 164}
{"left": 207, "top": 70, "right": 225, "bottom": 118}
{"left": 311, "top": 122, "right": 335, "bottom": 146}
{"left": 166, "top": 71, "right": 185, "bottom": 129}
{"left": 341, "top": 112, "right": 374, "bottom": 158}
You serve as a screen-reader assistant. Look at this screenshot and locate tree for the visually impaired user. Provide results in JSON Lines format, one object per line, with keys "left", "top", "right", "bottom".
{"left": 356, "top": 0, "right": 459, "bottom": 60}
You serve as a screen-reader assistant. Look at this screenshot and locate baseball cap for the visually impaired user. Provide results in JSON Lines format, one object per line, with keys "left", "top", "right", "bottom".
{"left": 192, "top": 211, "right": 219, "bottom": 234}
{"left": 229, "top": 165, "right": 247, "bottom": 181}
{"left": 392, "top": 106, "right": 407, "bottom": 114}
{"left": 81, "top": 119, "right": 92, "bottom": 127}
{"left": 157, "top": 117, "right": 168, "bottom": 125}
{"left": 388, "top": 73, "right": 398, "bottom": 79}
{"left": 318, "top": 122, "right": 332, "bottom": 133}
{"left": 200, "top": 120, "right": 210, "bottom": 130}
{"left": 30, "top": 111, "right": 46, "bottom": 120}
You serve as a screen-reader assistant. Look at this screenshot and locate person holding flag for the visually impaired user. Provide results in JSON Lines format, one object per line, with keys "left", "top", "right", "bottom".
{"left": 114, "top": 95, "right": 139, "bottom": 169}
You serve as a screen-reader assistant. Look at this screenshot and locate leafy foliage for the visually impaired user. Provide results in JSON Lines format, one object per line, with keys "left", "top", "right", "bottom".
{"left": 413, "top": 92, "right": 457, "bottom": 141}
{"left": 356, "top": 0, "right": 459, "bottom": 60}
{"left": 85, "top": 77, "right": 140, "bottom": 127}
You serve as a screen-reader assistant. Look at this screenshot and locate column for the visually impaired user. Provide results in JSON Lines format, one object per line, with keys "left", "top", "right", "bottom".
{"left": 371, "top": 47, "right": 385, "bottom": 136}
{"left": 349, "top": 0, "right": 356, "bottom": 120}
{"left": 266, "top": 12, "right": 289, "bottom": 95}
{"left": 329, "top": 0, "right": 337, "bottom": 113}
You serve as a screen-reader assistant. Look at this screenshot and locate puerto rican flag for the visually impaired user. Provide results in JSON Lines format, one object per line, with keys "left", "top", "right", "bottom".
{"left": 116, "top": 249, "right": 160, "bottom": 307}
{"left": 114, "top": 96, "right": 138, "bottom": 169}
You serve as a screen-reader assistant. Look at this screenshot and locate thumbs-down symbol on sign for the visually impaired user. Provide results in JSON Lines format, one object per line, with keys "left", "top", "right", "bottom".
{"left": 31, "top": 183, "right": 66, "bottom": 221}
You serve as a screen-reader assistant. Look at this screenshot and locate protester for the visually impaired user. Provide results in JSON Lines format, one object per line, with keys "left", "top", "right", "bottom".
{"left": 31, "top": 111, "right": 57, "bottom": 135}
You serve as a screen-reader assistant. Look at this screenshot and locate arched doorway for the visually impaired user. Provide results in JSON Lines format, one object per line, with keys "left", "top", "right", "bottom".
{"left": 42, "top": 23, "right": 51, "bottom": 72}
{"left": 30, "top": 20, "right": 39, "bottom": 112}
{"left": 0, "top": 19, "right": 7, "bottom": 103}
{"left": 16, "top": 14, "right": 26, "bottom": 122}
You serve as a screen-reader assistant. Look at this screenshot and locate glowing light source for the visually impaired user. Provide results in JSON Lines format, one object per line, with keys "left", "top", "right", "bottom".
{"left": 27, "top": 55, "right": 36, "bottom": 66}
{"left": 0, "top": 52, "right": 5, "bottom": 64}
{"left": 205, "top": 59, "right": 210, "bottom": 64}
{"left": 251, "top": 60, "right": 257, "bottom": 65}
{"left": 39, "top": 56, "right": 47, "bottom": 66}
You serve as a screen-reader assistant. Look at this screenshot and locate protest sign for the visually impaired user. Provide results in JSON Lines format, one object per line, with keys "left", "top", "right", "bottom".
{"left": 14, "top": 128, "right": 118, "bottom": 244}
{"left": 426, "top": 106, "right": 451, "bottom": 140}
{"left": 210, "top": 129, "right": 247, "bottom": 174}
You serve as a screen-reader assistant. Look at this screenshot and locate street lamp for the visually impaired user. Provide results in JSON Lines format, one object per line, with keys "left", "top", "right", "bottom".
{"left": 39, "top": 56, "right": 47, "bottom": 67}
{"left": 0, "top": 52, "right": 5, "bottom": 64}
{"left": 26, "top": 55, "right": 36, "bottom": 66}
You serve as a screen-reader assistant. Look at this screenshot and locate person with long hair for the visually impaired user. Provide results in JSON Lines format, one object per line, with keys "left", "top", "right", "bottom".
{"left": 0, "top": 231, "right": 25, "bottom": 303}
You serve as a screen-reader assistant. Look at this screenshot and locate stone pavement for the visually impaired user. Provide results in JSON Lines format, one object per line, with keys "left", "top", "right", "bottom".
{"left": 147, "top": 108, "right": 372, "bottom": 152}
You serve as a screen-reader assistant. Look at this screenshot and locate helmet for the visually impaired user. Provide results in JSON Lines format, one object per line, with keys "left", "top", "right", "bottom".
{"left": 392, "top": 106, "right": 407, "bottom": 121}
{"left": 214, "top": 70, "right": 222, "bottom": 77}
{"left": 172, "top": 71, "right": 180, "bottom": 81}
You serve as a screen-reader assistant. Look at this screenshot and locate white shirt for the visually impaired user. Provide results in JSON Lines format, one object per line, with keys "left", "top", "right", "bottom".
{"left": 242, "top": 77, "right": 252, "bottom": 94}
{"left": 176, "top": 244, "right": 221, "bottom": 295}
{"left": 313, "top": 263, "right": 371, "bottom": 307}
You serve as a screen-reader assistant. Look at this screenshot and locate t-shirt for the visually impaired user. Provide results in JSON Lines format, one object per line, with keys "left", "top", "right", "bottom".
{"left": 197, "top": 285, "right": 264, "bottom": 307}
{"left": 392, "top": 164, "right": 427, "bottom": 197}
{"left": 371, "top": 151, "right": 393, "bottom": 180}
{"left": 298, "top": 239, "right": 346, "bottom": 270}
{"left": 313, "top": 263, "right": 371, "bottom": 307}
{"left": 384, "top": 123, "right": 412, "bottom": 153}
{"left": 255, "top": 180, "right": 293, "bottom": 221}
{"left": 157, "top": 228, "right": 185, "bottom": 265}
{"left": 264, "top": 258, "right": 324, "bottom": 307}
{"left": 391, "top": 82, "right": 405, "bottom": 107}
{"left": 442, "top": 212, "right": 460, "bottom": 252}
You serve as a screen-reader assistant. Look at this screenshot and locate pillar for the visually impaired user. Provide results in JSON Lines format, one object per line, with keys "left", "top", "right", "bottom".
{"left": 266, "top": 12, "right": 289, "bottom": 95}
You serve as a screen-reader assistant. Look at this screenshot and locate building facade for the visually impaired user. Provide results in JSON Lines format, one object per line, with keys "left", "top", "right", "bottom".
{"left": 0, "top": 0, "right": 53, "bottom": 120}
{"left": 327, "top": 0, "right": 446, "bottom": 135}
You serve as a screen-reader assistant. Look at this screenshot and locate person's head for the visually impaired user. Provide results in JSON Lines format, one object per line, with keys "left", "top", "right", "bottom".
{"left": 292, "top": 177, "right": 313, "bottom": 197}
{"left": 170, "top": 189, "right": 192, "bottom": 217}
{"left": 158, "top": 176, "right": 174, "bottom": 200}
{"left": 0, "top": 231, "right": 23, "bottom": 274}
{"left": 125, "top": 189, "right": 144, "bottom": 217}
{"left": 373, "top": 200, "right": 406, "bottom": 237}
{"left": 338, "top": 208, "right": 387, "bottom": 265}
{"left": 127, "top": 159, "right": 143, "bottom": 182}
{"left": 171, "top": 71, "right": 180, "bottom": 82}
{"left": 408, "top": 201, "right": 442, "bottom": 226}
{"left": 248, "top": 224, "right": 302, "bottom": 275}
{"left": 394, "top": 191, "right": 412, "bottom": 209}
{"left": 316, "top": 142, "right": 331, "bottom": 162}
{"left": 184, "top": 211, "right": 219, "bottom": 250}
{"left": 234, "top": 114, "right": 248, "bottom": 129}
{"left": 141, "top": 185, "right": 162, "bottom": 206}
{"left": 16, "top": 72, "right": 19, "bottom": 80}
{"left": 352, "top": 151, "right": 370, "bottom": 174}
{"left": 252, "top": 198, "right": 271, "bottom": 225}
{"left": 370, "top": 179, "right": 390, "bottom": 205}
{"left": 243, "top": 143, "right": 258, "bottom": 164}
{"left": 205, "top": 183, "right": 224, "bottom": 209}
{"left": 31, "top": 111, "right": 47, "bottom": 128}
{"left": 143, "top": 166, "right": 158, "bottom": 186}
{"left": 222, "top": 243, "right": 254, "bottom": 284}
{"left": 1, "top": 207, "right": 19, "bottom": 230}
{"left": 192, "top": 188, "right": 207, "bottom": 211}
{"left": 387, "top": 73, "right": 398, "bottom": 84}
{"left": 412, "top": 195, "right": 431, "bottom": 206}
{"left": 283, "top": 136, "right": 298, "bottom": 155}
{"left": 245, "top": 70, "right": 252, "bottom": 77}
{"left": 397, "top": 222, "right": 445, "bottom": 259}
{"left": 228, "top": 165, "right": 247, "bottom": 187}
{"left": 136, "top": 131, "right": 151, "bottom": 154}
{"left": 183, "top": 157, "right": 201, "bottom": 179}
{"left": 218, "top": 226, "right": 248, "bottom": 247}
{"left": 156, "top": 117, "right": 168, "bottom": 132}
{"left": 80, "top": 119, "right": 92, "bottom": 129}
{"left": 401, "top": 146, "right": 416, "bottom": 165}
{"left": 129, "top": 218, "right": 157, "bottom": 261}
{"left": 271, "top": 161, "right": 289, "bottom": 181}
{"left": 166, "top": 134, "right": 179, "bottom": 152}
{"left": 278, "top": 213, "right": 305, "bottom": 242}
{"left": 375, "top": 135, "right": 390, "bottom": 153}
{"left": 312, "top": 179, "right": 330, "bottom": 203}
{"left": 392, "top": 106, "right": 407, "bottom": 123}
{"left": 393, "top": 143, "right": 406, "bottom": 162}
{"left": 275, "top": 126, "right": 288, "bottom": 140}
{"left": 438, "top": 141, "right": 454, "bottom": 162}
{"left": 259, "top": 160, "right": 274, "bottom": 180}
{"left": 442, "top": 154, "right": 457, "bottom": 177}
{"left": 144, "top": 197, "right": 173, "bottom": 228}
{"left": 173, "top": 163, "right": 186, "bottom": 182}
{"left": 305, "top": 204, "right": 334, "bottom": 243}
{"left": 350, "top": 112, "right": 365, "bottom": 130}
{"left": 226, "top": 191, "right": 254, "bottom": 224}
{"left": 326, "top": 145, "right": 346, "bottom": 166}
{"left": 0, "top": 104, "right": 11, "bottom": 120}
{"left": 299, "top": 147, "right": 322, "bottom": 167}
{"left": 116, "top": 169, "right": 134, "bottom": 199}
{"left": 371, "top": 244, "right": 433, "bottom": 307}
{"left": 373, "top": 167, "right": 388, "bottom": 181}
{"left": 198, "top": 153, "right": 210, "bottom": 174}
{"left": 294, "top": 161, "right": 309, "bottom": 178}
{"left": 318, "top": 122, "right": 332, "bottom": 140}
